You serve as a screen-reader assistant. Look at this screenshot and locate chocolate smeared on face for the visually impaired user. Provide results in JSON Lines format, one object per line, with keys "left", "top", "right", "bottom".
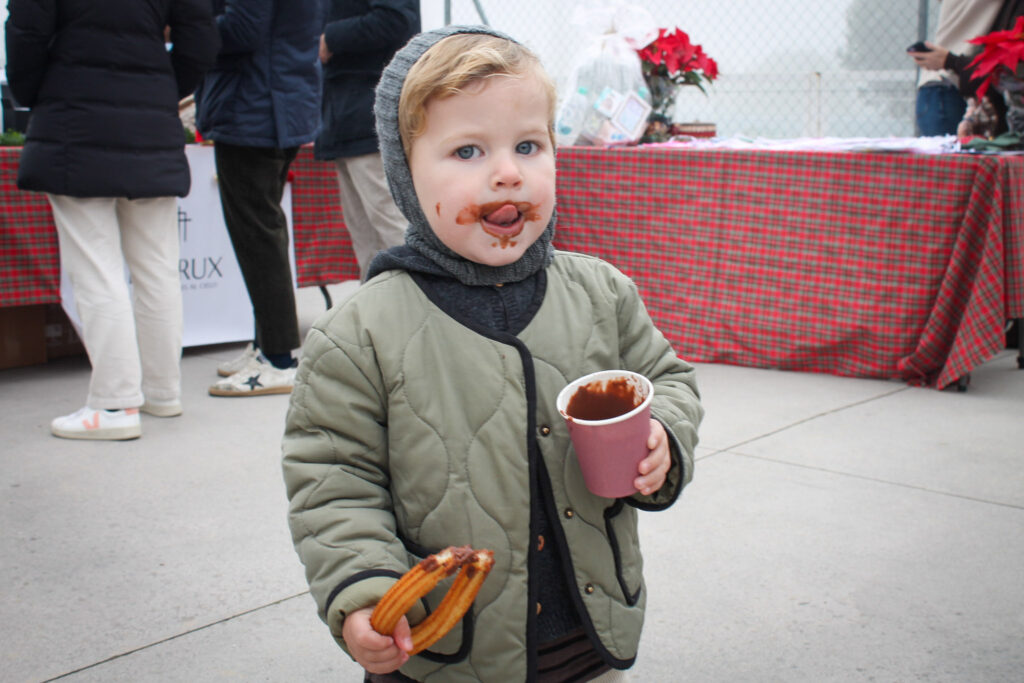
{"left": 455, "top": 201, "right": 542, "bottom": 248}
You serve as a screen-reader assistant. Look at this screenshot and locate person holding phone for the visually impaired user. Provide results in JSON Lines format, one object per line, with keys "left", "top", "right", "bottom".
{"left": 907, "top": 0, "right": 1001, "bottom": 135}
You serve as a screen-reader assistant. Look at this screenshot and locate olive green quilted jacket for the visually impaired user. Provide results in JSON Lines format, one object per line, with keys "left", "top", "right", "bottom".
{"left": 282, "top": 251, "right": 702, "bottom": 681}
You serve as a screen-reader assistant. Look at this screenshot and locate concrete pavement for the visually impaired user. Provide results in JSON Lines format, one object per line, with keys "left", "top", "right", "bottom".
{"left": 2, "top": 284, "right": 1023, "bottom": 682}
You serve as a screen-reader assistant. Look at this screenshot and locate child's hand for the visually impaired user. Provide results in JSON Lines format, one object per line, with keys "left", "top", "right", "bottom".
{"left": 635, "top": 419, "right": 671, "bottom": 496}
{"left": 341, "top": 606, "right": 412, "bottom": 674}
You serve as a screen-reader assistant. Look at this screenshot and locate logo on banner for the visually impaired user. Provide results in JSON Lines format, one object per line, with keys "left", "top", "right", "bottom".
{"left": 178, "top": 206, "right": 225, "bottom": 290}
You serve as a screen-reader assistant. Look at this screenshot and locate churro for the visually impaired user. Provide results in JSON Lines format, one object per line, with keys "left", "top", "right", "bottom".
{"left": 370, "top": 546, "right": 495, "bottom": 655}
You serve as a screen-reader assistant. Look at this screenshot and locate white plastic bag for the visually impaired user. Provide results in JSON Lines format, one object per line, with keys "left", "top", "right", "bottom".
{"left": 555, "top": 1, "right": 657, "bottom": 146}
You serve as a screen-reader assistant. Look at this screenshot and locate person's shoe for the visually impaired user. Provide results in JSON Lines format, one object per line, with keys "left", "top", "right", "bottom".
{"left": 217, "top": 342, "right": 259, "bottom": 377}
{"left": 51, "top": 407, "right": 142, "bottom": 441}
{"left": 208, "top": 356, "right": 296, "bottom": 397}
{"left": 140, "top": 398, "right": 183, "bottom": 417}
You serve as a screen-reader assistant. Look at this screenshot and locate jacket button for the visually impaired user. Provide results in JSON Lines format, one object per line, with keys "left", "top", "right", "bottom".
{"left": 584, "top": 583, "right": 595, "bottom": 594}
{"left": 537, "top": 534, "right": 545, "bottom": 551}
{"left": 539, "top": 425, "right": 551, "bottom": 436}
{"left": 536, "top": 602, "right": 542, "bottom": 615}
{"left": 564, "top": 508, "right": 574, "bottom": 519}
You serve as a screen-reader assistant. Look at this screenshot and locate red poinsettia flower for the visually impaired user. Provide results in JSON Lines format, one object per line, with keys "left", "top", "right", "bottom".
{"left": 636, "top": 26, "right": 717, "bottom": 94}
{"left": 966, "top": 15, "right": 1024, "bottom": 99}
{"left": 695, "top": 49, "right": 719, "bottom": 80}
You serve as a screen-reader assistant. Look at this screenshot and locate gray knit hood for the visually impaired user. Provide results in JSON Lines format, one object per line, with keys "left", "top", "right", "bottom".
{"left": 373, "top": 25, "right": 555, "bottom": 286}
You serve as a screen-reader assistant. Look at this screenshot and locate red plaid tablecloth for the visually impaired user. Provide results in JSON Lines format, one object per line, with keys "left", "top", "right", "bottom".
{"left": 999, "top": 157, "right": 1024, "bottom": 318}
{"left": 0, "top": 148, "right": 59, "bottom": 306}
{"left": 4, "top": 145, "right": 1022, "bottom": 388}
{"left": 554, "top": 146, "right": 1024, "bottom": 389}
{"left": 288, "top": 147, "right": 359, "bottom": 285}
{"left": 0, "top": 146, "right": 358, "bottom": 308}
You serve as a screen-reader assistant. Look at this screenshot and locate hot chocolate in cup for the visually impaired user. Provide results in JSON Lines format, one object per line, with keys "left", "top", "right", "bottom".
{"left": 556, "top": 370, "right": 654, "bottom": 498}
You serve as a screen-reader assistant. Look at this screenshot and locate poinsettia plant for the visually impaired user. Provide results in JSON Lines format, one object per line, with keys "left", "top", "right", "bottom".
{"left": 966, "top": 15, "right": 1024, "bottom": 100}
{"left": 635, "top": 27, "right": 718, "bottom": 122}
{"left": 637, "top": 27, "right": 718, "bottom": 93}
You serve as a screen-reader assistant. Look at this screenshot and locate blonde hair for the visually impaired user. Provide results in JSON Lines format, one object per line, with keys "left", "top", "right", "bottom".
{"left": 398, "top": 33, "right": 557, "bottom": 157}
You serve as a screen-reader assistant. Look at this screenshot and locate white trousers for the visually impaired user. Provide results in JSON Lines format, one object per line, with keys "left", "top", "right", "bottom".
{"left": 333, "top": 152, "right": 407, "bottom": 280}
{"left": 48, "top": 194, "right": 182, "bottom": 410}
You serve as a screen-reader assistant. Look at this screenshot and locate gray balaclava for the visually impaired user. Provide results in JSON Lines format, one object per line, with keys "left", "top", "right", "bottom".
{"left": 373, "top": 25, "right": 556, "bottom": 287}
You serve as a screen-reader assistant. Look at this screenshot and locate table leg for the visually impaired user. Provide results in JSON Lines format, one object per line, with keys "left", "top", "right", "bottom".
{"left": 1017, "top": 319, "right": 1023, "bottom": 369}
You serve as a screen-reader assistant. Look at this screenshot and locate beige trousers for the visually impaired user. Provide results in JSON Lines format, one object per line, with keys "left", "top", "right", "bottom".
{"left": 333, "top": 152, "right": 407, "bottom": 279}
{"left": 48, "top": 194, "right": 182, "bottom": 410}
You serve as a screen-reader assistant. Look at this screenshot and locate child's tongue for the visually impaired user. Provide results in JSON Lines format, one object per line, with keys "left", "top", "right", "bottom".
{"left": 484, "top": 204, "right": 519, "bottom": 225}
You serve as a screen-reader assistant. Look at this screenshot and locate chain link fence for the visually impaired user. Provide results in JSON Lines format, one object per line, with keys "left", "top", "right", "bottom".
{"left": 431, "top": 0, "right": 938, "bottom": 139}
{"left": 0, "top": 1, "right": 939, "bottom": 139}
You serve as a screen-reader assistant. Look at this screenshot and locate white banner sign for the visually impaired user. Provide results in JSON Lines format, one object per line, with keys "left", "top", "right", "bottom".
{"left": 61, "top": 145, "right": 298, "bottom": 348}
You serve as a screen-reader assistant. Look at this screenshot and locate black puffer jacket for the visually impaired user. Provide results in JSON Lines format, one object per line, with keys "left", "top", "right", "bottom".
{"left": 313, "top": 0, "right": 419, "bottom": 160}
{"left": 5, "top": 0, "right": 219, "bottom": 198}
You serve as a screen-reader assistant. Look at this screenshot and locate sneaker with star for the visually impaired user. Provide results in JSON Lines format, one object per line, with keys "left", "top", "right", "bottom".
{"left": 208, "top": 354, "right": 296, "bottom": 397}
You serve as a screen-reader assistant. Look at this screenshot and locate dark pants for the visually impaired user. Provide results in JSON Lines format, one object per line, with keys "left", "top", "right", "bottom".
{"left": 916, "top": 82, "right": 967, "bottom": 137}
{"left": 214, "top": 141, "right": 301, "bottom": 355}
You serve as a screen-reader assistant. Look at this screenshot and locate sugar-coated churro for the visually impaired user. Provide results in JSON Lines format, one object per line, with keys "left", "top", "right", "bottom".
{"left": 370, "top": 546, "right": 495, "bottom": 655}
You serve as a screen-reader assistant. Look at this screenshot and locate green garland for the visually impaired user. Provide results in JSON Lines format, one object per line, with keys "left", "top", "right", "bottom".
{"left": 1, "top": 129, "right": 26, "bottom": 146}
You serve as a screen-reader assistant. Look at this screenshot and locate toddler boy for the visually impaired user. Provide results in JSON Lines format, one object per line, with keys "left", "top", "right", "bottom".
{"left": 283, "top": 25, "right": 703, "bottom": 682}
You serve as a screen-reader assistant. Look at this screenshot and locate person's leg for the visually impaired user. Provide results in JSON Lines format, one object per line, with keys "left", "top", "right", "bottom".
{"left": 214, "top": 141, "right": 301, "bottom": 358}
{"left": 48, "top": 194, "right": 144, "bottom": 410}
{"left": 334, "top": 158, "right": 377, "bottom": 279}
{"left": 334, "top": 153, "right": 407, "bottom": 279}
{"left": 117, "top": 196, "right": 183, "bottom": 411}
{"left": 916, "top": 82, "right": 967, "bottom": 136}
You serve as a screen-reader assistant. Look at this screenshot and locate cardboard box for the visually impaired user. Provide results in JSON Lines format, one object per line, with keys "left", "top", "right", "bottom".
{"left": 0, "top": 305, "right": 47, "bottom": 369}
{"left": 44, "top": 304, "right": 84, "bottom": 360}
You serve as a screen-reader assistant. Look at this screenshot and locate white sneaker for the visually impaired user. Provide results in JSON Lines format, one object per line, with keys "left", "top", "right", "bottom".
{"left": 51, "top": 406, "right": 142, "bottom": 441}
{"left": 140, "top": 398, "right": 183, "bottom": 417}
{"left": 217, "top": 342, "right": 259, "bottom": 377}
{"left": 208, "top": 355, "right": 296, "bottom": 396}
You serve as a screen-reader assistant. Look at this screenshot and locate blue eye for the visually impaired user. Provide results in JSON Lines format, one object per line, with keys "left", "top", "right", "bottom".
{"left": 455, "top": 145, "right": 479, "bottom": 159}
{"left": 516, "top": 141, "right": 538, "bottom": 155}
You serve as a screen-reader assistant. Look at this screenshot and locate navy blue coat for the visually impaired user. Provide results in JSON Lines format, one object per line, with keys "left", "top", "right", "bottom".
{"left": 195, "top": 0, "right": 323, "bottom": 149}
{"left": 5, "top": 0, "right": 218, "bottom": 198}
{"left": 314, "top": 0, "right": 419, "bottom": 160}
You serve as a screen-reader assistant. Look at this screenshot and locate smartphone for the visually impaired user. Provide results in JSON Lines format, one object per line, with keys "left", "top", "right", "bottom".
{"left": 907, "top": 41, "right": 932, "bottom": 53}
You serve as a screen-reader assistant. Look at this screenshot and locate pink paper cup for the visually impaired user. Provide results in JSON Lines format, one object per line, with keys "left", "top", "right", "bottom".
{"left": 556, "top": 370, "right": 654, "bottom": 498}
